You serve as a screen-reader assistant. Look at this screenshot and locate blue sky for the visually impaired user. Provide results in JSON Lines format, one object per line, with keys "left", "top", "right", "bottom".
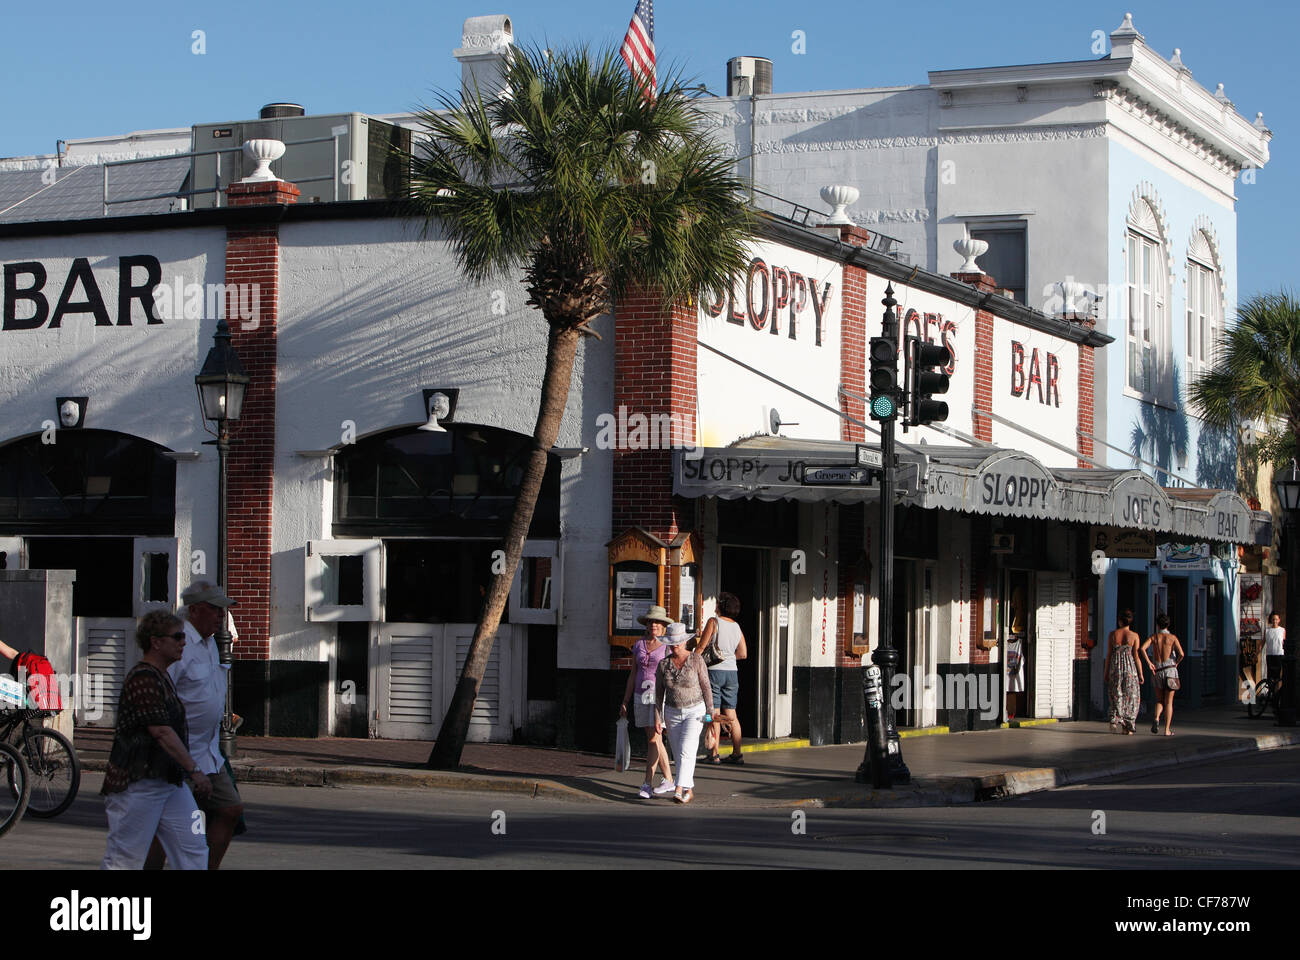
{"left": 2, "top": 0, "right": 1293, "bottom": 296}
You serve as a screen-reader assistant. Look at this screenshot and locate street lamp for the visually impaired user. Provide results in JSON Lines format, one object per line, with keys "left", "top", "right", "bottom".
{"left": 196, "top": 317, "right": 249, "bottom": 757}
{"left": 1272, "top": 464, "right": 1300, "bottom": 726}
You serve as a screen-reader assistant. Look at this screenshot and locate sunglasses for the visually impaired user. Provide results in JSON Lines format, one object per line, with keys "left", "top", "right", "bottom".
{"left": 155, "top": 632, "right": 186, "bottom": 642}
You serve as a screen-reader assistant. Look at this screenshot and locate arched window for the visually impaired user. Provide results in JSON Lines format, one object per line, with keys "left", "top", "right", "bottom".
{"left": 332, "top": 423, "right": 560, "bottom": 538}
{"left": 1186, "top": 229, "right": 1222, "bottom": 382}
{"left": 1125, "top": 191, "right": 1170, "bottom": 399}
{"left": 0, "top": 430, "right": 176, "bottom": 535}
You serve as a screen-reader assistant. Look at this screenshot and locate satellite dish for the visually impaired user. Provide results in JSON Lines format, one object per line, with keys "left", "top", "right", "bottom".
{"left": 769, "top": 408, "right": 782, "bottom": 434}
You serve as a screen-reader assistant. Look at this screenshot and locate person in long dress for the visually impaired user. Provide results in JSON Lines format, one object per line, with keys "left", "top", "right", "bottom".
{"left": 1103, "top": 609, "right": 1143, "bottom": 733}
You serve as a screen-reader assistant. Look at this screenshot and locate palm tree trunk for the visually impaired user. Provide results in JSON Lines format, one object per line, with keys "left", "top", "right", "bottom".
{"left": 427, "top": 323, "right": 581, "bottom": 769}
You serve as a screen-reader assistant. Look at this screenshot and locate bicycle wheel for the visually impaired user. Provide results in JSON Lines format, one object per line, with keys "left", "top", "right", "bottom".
{"left": 1247, "top": 680, "right": 1270, "bottom": 719}
{"left": 21, "top": 727, "right": 80, "bottom": 819}
{"left": 0, "top": 741, "right": 29, "bottom": 838}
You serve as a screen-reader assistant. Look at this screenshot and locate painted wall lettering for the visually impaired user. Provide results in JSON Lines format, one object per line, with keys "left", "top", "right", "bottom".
{"left": 1009, "top": 340, "right": 1061, "bottom": 407}
{"left": 2, "top": 256, "right": 164, "bottom": 331}
{"left": 704, "top": 257, "right": 831, "bottom": 346}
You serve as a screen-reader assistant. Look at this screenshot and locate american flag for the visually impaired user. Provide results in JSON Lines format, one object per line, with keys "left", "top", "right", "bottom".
{"left": 620, "top": 0, "right": 656, "bottom": 96}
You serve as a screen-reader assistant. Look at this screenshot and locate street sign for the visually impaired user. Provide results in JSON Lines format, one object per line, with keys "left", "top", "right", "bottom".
{"left": 855, "top": 446, "right": 883, "bottom": 468}
{"left": 802, "top": 465, "right": 872, "bottom": 485}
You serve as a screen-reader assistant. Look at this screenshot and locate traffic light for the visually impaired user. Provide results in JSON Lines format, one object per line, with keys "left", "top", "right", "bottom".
{"left": 868, "top": 337, "right": 898, "bottom": 421}
{"left": 906, "top": 338, "right": 951, "bottom": 426}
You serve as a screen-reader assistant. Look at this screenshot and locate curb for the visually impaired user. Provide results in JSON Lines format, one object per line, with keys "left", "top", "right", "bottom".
{"left": 777, "top": 730, "right": 1300, "bottom": 808}
{"left": 78, "top": 758, "right": 598, "bottom": 801}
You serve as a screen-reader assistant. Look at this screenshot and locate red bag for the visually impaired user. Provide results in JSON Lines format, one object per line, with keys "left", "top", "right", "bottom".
{"left": 13, "top": 651, "right": 62, "bottom": 712}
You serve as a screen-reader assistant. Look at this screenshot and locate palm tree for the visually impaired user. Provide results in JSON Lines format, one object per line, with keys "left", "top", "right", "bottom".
{"left": 409, "top": 46, "right": 754, "bottom": 769}
{"left": 1189, "top": 291, "right": 1300, "bottom": 471}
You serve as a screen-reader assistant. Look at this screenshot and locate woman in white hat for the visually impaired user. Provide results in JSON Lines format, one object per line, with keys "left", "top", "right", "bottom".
{"left": 619, "top": 605, "right": 676, "bottom": 799}
{"left": 655, "top": 622, "right": 713, "bottom": 804}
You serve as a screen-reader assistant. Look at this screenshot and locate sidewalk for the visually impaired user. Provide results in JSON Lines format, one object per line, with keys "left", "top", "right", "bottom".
{"left": 74, "top": 705, "right": 1300, "bottom": 807}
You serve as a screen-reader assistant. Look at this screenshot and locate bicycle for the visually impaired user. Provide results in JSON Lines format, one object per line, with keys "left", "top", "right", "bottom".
{"left": 0, "top": 710, "right": 80, "bottom": 819}
{"left": 0, "top": 740, "right": 30, "bottom": 838}
{"left": 1246, "top": 676, "right": 1279, "bottom": 719}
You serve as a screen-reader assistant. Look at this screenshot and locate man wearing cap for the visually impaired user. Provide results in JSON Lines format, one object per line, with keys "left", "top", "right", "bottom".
{"left": 144, "top": 581, "right": 244, "bottom": 869}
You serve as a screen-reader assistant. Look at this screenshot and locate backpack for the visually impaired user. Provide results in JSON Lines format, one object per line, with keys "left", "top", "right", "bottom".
{"left": 11, "top": 651, "right": 62, "bottom": 712}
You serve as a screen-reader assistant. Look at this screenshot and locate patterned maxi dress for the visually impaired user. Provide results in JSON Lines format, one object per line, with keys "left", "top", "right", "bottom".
{"left": 1107, "top": 642, "right": 1140, "bottom": 732}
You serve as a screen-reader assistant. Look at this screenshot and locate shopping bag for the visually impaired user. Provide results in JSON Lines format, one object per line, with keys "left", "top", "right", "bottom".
{"left": 614, "top": 717, "right": 631, "bottom": 771}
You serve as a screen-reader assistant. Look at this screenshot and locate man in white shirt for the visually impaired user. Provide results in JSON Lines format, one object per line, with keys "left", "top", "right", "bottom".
{"left": 145, "top": 581, "right": 244, "bottom": 869}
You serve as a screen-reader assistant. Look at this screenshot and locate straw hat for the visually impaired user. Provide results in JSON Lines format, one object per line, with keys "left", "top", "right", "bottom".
{"left": 637, "top": 605, "right": 672, "bottom": 626}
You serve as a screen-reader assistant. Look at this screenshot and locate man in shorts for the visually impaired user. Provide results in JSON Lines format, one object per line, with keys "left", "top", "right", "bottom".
{"left": 145, "top": 581, "right": 244, "bottom": 869}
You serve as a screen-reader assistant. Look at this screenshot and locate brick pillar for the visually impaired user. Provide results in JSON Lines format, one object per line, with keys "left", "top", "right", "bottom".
{"left": 611, "top": 289, "right": 696, "bottom": 538}
{"left": 953, "top": 272, "right": 997, "bottom": 443}
{"left": 1077, "top": 327, "right": 1096, "bottom": 468}
{"left": 838, "top": 226, "right": 871, "bottom": 441}
{"left": 223, "top": 178, "right": 299, "bottom": 661}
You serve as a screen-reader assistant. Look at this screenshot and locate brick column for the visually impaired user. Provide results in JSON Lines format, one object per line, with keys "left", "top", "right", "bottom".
{"left": 1077, "top": 324, "right": 1096, "bottom": 468}
{"left": 610, "top": 290, "right": 697, "bottom": 670}
{"left": 953, "top": 272, "right": 997, "bottom": 443}
{"left": 223, "top": 178, "right": 299, "bottom": 661}
{"left": 838, "top": 226, "right": 870, "bottom": 441}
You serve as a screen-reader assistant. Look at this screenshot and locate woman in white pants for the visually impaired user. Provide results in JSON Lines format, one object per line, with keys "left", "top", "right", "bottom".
{"left": 101, "top": 610, "right": 213, "bottom": 870}
{"left": 654, "top": 622, "right": 713, "bottom": 804}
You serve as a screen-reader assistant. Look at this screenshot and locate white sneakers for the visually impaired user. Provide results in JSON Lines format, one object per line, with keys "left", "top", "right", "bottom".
{"left": 652, "top": 781, "right": 677, "bottom": 795}
{"left": 638, "top": 783, "right": 652, "bottom": 799}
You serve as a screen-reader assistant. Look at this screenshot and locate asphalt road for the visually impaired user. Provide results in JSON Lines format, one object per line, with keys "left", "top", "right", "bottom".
{"left": 5, "top": 747, "right": 1298, "bottom": 870}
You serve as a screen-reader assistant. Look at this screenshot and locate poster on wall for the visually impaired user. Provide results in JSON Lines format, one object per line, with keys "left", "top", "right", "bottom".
{"left": 614, "top": 570, "right": 657, "bottom": 631}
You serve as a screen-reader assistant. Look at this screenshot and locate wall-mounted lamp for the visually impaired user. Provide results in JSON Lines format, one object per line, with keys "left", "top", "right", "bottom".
{"left": 418, "top": 388, "right": 459, "bottom": 432}
{"left": 56, "top": 397, "right": 88, "bottom": 429}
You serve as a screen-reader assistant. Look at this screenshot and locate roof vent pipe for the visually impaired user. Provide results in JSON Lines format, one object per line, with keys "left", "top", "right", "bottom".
{"left": 260, "top": 103, "right": 306, "bottom": 119}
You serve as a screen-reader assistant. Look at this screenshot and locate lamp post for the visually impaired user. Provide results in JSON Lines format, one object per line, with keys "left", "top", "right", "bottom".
{"left": 1272, "top": 465, "right": 1300, "bottom": 727}
{"left": 196, "top": 318, "right": 250, "bottom": 757}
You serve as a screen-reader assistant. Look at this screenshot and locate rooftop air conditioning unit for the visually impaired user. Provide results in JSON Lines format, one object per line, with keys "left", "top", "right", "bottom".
{"left": 727, "top": 56, "right": 773, "bottom": 96}
{"left": 189, "top": 109, "right": 411, "bottom": 207}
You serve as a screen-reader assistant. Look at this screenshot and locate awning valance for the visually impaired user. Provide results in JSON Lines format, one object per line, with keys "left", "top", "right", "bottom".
{"left": 673, "top": 438, "right": 1272, "bottom": 545}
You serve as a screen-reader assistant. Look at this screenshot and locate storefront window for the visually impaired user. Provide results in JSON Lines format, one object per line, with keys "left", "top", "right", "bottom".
{"left": 0, "top": 430, "right": 176, "bottom": 535}
{"left": 334, "top": 424, "right": 560, "bottom": 538}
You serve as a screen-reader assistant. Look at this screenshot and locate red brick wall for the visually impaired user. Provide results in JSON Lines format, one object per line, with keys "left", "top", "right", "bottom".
{"left": 954, "top": 272, "right": 997, "bottom": 443}
{"left": 223, "top": 179, "right": 299, "bottom": 660}
{"left": 1078, "top": 340, "right": 1095, "bottom": 467}
{"left": 611, "top": 289, "right": 697, "bottom": 538}
{"left": 839, "top": 226, "right": 869, "bottom": 441}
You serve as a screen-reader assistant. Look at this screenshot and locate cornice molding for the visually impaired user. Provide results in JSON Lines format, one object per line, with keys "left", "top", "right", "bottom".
{"left": 1098, "top": 81, "right": 1245, "bottom": 175}
{"left": 754, "top": 122, "right": 1108, "bottom": 155}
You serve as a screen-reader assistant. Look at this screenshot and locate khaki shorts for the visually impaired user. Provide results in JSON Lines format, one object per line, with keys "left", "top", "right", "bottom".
{"left": 197, "top": 767, "right": 243, "bottom": 812}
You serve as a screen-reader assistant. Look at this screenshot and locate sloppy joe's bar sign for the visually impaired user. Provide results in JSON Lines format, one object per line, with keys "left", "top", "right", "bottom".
{"left": 990, "top": 316, "right": 1078, "bottom": 468}
{"left": 696, "top": 241, "right": 843, "bottom": 446}
{"left": 701, "top": 255, "right": 834, "bottom": 346}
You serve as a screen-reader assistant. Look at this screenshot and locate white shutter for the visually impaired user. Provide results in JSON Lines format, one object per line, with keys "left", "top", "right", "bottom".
{"left": 133, "top": 537, "right": 178, "bottom": 616}
{"left": 387, "top": 632, "right": 436, "bottom": 724}
{"left": 305, "top": 540, "right": 383, "bottom": 622}
{"left": 509, "top": 540, "right": 562, "bottom": 625}
{"left": 78, "top": 619, "right": 133, "bottom": 727}
{"left": 455, "top": 630, "right": 502, "bottom": 733}
{"left": 1035, "top": 574, "right": 1076, "bottom": 719}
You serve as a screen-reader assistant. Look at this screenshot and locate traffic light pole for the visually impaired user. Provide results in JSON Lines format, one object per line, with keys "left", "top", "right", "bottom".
{"left": 859, "top": 284, "right": 911, "bottom": 787}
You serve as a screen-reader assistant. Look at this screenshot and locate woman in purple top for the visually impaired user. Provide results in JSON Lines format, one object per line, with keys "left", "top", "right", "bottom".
{"left": 619, "top": 605, "right": 675, "bottom": 799}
